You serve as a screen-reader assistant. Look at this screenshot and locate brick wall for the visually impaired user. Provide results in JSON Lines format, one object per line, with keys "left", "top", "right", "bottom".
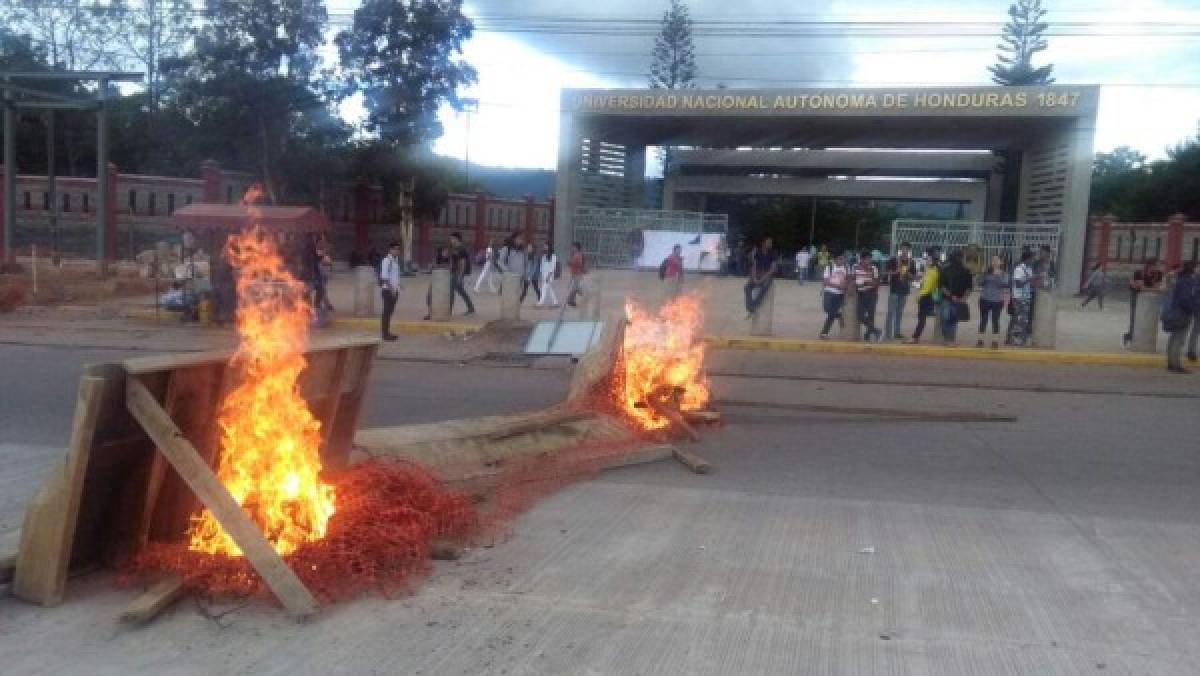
{"left": 418, "top": 192, "right": 554, "bottom": 265}
{"left": 1084, "top": 217, "right": 1200, "bottom": 280}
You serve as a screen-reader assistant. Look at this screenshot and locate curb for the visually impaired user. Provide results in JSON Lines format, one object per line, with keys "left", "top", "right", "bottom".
{"left": 124, "top": 309, "right": 486, "bottom": 336}
{"left": 705, "top": 335, "right": 1164, "bottom": 368}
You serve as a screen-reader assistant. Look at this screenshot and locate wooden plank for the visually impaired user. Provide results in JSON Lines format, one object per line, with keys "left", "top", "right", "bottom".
{"left": 672, "top": 447, "right": 712, "bottom": 474}
{"left": 567, "top": 313, "right": 625, "bottom": 401}
{"left": 714, "top": 398, "right": 1018, "bottom": 423}
{"left": 117, "top": 575, "right": 186, "bottom": 625}
{"left": 148, "top": 364, "right": 222, "bottom": 543}
{"left": 122, "top": 338, "right": 378, "bottom": 375}
{"left": 485, "top": 410, "right": 597, "bottom": 442}
{"left": 13, "top": 376, "right": 107, "bottom": 606}
{"left": 323, "top": 344, "right": 378, "bottom": 470}
{"left": 136, "top": 372, "right": 185, "bottom": 549}
{"left": 126, "top": 378, "right": 319, "bottom": 619}
{"left": 316, "top": 349, "right": 350, "bottom": 450}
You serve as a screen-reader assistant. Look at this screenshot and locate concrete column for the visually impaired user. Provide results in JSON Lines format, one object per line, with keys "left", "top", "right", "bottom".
{"left": 429, "top": 268, "right": 452, "bottom": 321}
{"left": 1032, "top": 291, "right": 1058, "bottom": 349}
{"left": 500, "top": 271, "right": 522, "bottom": 320}
{"left": 353, "top": 265, "right": 376, "bottom": 317}
{"left": 841, "top": 286, "right": 860, "bottom": 341}
{"left": 626, "top": 145, "right": 646, "bottom": 209}
{"left": 553, "top": 96, "right": 582, "bottom": 262}
{"left": 1059, "top": 120, "right": 1098, "bottom": 294}
{"left": 1131, "top": 289, "right": 1163, "bottom": 353}
{"left": 749, "top": 283, "right": 775, "bottom": 336}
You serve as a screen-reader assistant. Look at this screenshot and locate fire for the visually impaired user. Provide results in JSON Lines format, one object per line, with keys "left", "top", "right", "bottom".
{"left": 617, "top": 295, "right": 710, "bottom": 430}
{"left": 188, "top": 201, "right": 334, "bottom": 557}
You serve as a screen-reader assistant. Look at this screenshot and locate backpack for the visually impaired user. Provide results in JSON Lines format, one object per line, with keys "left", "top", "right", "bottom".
{"left": 1162, "top": 281, "right": 1192, "bottom": 332}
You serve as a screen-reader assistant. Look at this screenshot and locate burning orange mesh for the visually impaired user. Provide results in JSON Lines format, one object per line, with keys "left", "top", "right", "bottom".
{"left": 617, "top": 296, "right": 710, "bottom": 430}
{"left": 121, "top": 459, "right": 476, "bottom": 602}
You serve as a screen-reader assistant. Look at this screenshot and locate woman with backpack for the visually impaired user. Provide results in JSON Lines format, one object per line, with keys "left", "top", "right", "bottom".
{"left": 1006, "top": 250, "right": 1036, "bottom": 347}
{"left": 1164, "top": 262, "right": 1197, "bottom": 374}
{"left": 938, "top": 250, "right": 973, "bottom": 347}
{"left": 818, "top": 249, "right": 849, "bottom": 339}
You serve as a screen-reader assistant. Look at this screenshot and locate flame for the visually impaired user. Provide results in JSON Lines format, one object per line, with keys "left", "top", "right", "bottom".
{"left": 617, "top": 295, "right": 710, "bottom": 430}
{"left": 187, "top": 192, "right": 334, "bottom": 557}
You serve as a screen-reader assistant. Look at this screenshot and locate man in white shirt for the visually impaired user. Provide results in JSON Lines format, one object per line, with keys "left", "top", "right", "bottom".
{"left": 379, "top": 241, "right": 403, "bottom": 341}
{"left": 795, "top": 247, "right": 811, "bottom": 284}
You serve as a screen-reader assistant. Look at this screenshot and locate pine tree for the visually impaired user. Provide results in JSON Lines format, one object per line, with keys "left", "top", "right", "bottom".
{"left": 649, "top": 0, "right": 697, "bottom": 176}
{"left": 649, "top": 0, "right": 697, "bottom": 90}
{"left": 989, "top": 0, "right": 1056, "bottom": 86}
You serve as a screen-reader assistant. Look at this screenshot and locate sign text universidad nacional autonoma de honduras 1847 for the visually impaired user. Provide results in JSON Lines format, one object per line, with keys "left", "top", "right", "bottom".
{"left": 575, "top": 90, "right": 1084, "bottom": 112}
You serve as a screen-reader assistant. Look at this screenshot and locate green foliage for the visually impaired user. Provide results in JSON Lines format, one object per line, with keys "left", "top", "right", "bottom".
{"left": 989, "top": 0, "right": 1056, "bottom": 86}
{"left": 336, "top": 0, "right": 476, "bottom": 147}
{"left": 1090, "top": 137, "right": 1200, "bottom": 220}
{"left": 649, "top": 0, "right": 697, "bottom": 91}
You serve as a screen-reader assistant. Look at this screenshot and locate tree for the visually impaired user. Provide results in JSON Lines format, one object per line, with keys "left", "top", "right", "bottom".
{"left": 0, "top": 0, "right": 123, "bottom": 71}
{"left": 1089, "top": 136, "right": 1200, "bottom": 221}
{"left": 989, "top": 0, "right": 1055, "bottom": 86}
{"left": 336, "top": 0, "right": 476, "bottom": 148}
{"left": 109, "top": 0, "right": 193, "bottom": 110}
{"left": 649, "top": 0, "right": 697, "bottom": 91}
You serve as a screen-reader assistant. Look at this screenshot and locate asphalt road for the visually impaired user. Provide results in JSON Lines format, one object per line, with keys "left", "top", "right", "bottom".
{"left": 2, "top": 344, "right": 1200, "bottom": 673}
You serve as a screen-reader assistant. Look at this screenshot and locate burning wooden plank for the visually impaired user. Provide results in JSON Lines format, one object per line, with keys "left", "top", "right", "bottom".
{"left": 117, "top": 575, "right": 186, "bottom": 625}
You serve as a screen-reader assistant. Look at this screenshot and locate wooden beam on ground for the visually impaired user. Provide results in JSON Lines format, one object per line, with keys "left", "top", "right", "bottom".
{"left": 117, "top": 575, "right": 186, "bottom": 625}
{"left": 683, "top": 410, "right": 721, "bottom": 425}
{"left": 567, "top": 312, "right": 626, "bottom": 401}
{"left": 485, "top": 410, "right": 597, "bottom": 442}
{"left": 672, "top": 447, "right": 712, "bottom": 474}
{"left": 430, "top": 541, "right": 464, "bottom": 561}
{"left": 126, "top": 378, "right": 319, "bottom": 619}
{"left": 714, "top": 399, "right": 1018, "bottom": 423}
{"left": 13, "top": 375, "right": 106, "bottom": 606}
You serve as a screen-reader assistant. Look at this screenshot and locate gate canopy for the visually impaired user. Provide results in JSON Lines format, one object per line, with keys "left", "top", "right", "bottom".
{"left": 171, "top": 203, "right": 328, "bottom": 233}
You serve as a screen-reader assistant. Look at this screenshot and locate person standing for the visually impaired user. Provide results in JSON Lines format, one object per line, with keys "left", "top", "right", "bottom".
{"left": 1164, "top": 262, "right": 1197, "bottom": 373}
{"left": 448, "top": 233, "right": 475, "bottom": 316}
{"left": 520, "top": 241, "right": 540, "bottom": 305}
{"left": 716, "top": 237, "right": 730, "bottom": 276}
{"left": 660, "top": 244, "right": 685, "bottom": 299}
{"left": 1006, "top": 250, "right": 1036, "bottom": 346}
{"left": 744, "top": 237, "right": 778, "bottom": 316}
{"left": 495, "top": 231, "right": 527, "bottom": 296}
{"left": 854, "top": 248, "right": 882, "bottom": 342}
{"left": 795, "top": 246, "right": 811, "bottom": 284}
{"left": 537, "top": 245, "right": 560, "bottom": 307}
{"left": 883, "top": 242, "right": 916, "bottom": 341}
{"left": 474, "top": 240, "right": 499, "bottom": 294}
{"left": 566, "top": 242, "right": 587, "bottom": 307}
{"left": 977, "top": 256, "right": 1009, "bottom": 349}
{"left": 1122, "top": 258, "right": 1165, "bottom": 349}
{"left": 818, "top": 250, "right": 849, "bottom": 338}
{"left": 908, "top": 249, "right": 940, "bottom": 344}
{"left": 379, "top": 241, "right": 403, "bottom": 341}
{"left": 1080, "top": 262, "right": 1106, "bottom": 310}
{"left": 938, "top": 250, "right": 972, "bottom": 346}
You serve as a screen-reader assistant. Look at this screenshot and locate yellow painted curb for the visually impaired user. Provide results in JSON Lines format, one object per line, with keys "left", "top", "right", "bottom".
{"left": 705, "top": 335, "right": 1164, "bottom": 368}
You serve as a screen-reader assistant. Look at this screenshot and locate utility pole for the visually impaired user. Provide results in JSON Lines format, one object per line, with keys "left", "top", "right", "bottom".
{"left": 46, "top": 111, "right": 57, "bottom": 256}
{"left": 2, "top": 75, "right": 14, "bottom": 262}
{"left": 459, "top": 98, "right": 479, "bottom": 187}
{"left": 96, "top": 76, "right": 109, "bottom": 273}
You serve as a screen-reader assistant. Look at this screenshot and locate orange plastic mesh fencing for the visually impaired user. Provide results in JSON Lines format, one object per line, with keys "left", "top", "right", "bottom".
{"left": 119, "top": 459, "right": 477, "bottom": 603}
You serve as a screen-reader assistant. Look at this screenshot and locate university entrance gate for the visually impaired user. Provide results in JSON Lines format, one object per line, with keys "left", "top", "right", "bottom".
{"left": 554, "top": 86, "right": 1098, "bottom": 289}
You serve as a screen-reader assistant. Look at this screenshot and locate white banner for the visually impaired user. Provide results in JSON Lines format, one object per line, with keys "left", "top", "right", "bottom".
{"left": 635, "top": 231, "right": 723, "bottom": 272}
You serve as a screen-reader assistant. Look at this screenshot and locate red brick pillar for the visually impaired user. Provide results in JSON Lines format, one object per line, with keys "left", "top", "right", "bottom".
{"left": 473, "top": 192, "right": 487, "bottom": 252}
{"left": 353, "top": 180, "right": 370, "bottom": 255}
{"left": 524, "top": 194, "right": 536, "bottom": 243}
{"left": 1166, "top": 212, "right": 1186, "bottom": 269}
{"left": 200, "top": 159, "right": 222, "bottom": 203}
{"left": 1098, "top": 215, "right": 1113, "bottom": 271}
{"left": 106, "top": 163, "right": 118, "bottom": 262}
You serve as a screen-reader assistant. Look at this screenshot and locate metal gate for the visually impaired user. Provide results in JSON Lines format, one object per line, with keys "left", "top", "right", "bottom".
{"left": 575, "top": 207, "right": 728, "bottom": 268}
{"left": 891, "top": 219, "right": 1061, "bottom": 265}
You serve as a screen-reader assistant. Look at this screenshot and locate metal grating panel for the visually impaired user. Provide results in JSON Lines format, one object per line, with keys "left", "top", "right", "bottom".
{"left": 575, "top": 208, "right": 729, "bottom": 268}
{"left": 891, "top": 219, "right": 1061, "bottom": 266}
{"left": 1020, "top": 143, "right": 1069, "bottom": 225}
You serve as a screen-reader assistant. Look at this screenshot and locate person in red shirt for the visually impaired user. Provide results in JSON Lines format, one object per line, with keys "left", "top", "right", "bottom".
{"left": 660, "top": 244, "right": 685, "bottom": 300}
{"left": 566, "top": 242, "right": 587, "bottom": 307}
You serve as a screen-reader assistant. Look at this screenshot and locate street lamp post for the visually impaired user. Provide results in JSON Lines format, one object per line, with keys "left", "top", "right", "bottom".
{"left": 458, "top": 98, "right": 479, "bottom": 187}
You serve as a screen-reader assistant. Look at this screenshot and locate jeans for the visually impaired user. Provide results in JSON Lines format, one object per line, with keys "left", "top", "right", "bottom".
{"left": 1124, "top": 291, "right": 1139, "bottom": 343}
{"left": 978, "top": 299, "right": 1003, "bottom": 335}
{"left": 1187, "top": 312, "right": 1199, "bottom": 358}
{"left": 380, "top": 288, "right": 398, "bottom": 336}
{"left": 1167, "top": 328, "right": 1188, "bottom": 369}
{"left": 884, "top": 291, "right": 908, "bottom": 339}
{"left": 567, "top": 277, "right": 583, "bottom": 306}
{"left": 451, "top": 275, "right": 474, "bottom": 313}
{"left": 1081, "top": 287, "right": 1104, "bottom": 309}
{"left": 745, "top": 278, "right": 773, "bottom": 314}
{"left": 1007, "top": 298, "right": 1032, "bottom": 346}
{"left": 939, "top": 299, "right": 959, "bottom": 343}
{"left": 520, "top": 276, "right": 541, "bottom": 304}
{"left": 820, "top": 291, "right": 845, "bottom": 335}
{"left": 912, "top": 295, "right": 934, "bottom": 341}
{"left": 859, "top": 290, "right": 879, "bottom": 339}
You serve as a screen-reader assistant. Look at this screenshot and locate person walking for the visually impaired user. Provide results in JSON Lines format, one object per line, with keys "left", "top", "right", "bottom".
{"left": 379, "top": 241, "right": 403, "bottom": 341}
{"left": 1080, "top": 262, "right": 1106, "bottom": 310}
{"left": 744, "top": 237, "right": 778, "bottom": 316}
{"left": 976, "top": 256, "right": 1009, "bottom": 349}
{"left": 854, "top": 248, "right": 882, "bottom": 341}
{"left": 519, "top": 242, "right": 541, "bottom": 305}
{"left": 908, "top": 249, "right": 940, "bottom": 344}
{"left": 566, "top": 242, "right": 587, "bottom": 307}
{"left": 448, "top": 233, "right": 475, "bottom": 316}
{"left": 795, "top": 246, "right": 811, "bottom": 284}
{"left": 537, "top": 245, "right": 560, "bottom": 307}
{"left": 883, "top": 241, "right": 916, "bottom": 341}
{"left": 939, "top": 250, "right": 972, "bottom": 346}
{"left": 1164, "top": 262, "right": 1197, "bottom": 373}
{"left": 819, "top": 250, "right": 850, "bottom": 339}
{"left": 474, "top": 240, "right": 499, "bottom": 294}
{"left": 1006, "top": 250, "right": 1036, "bottom": 346}
{"left": 660, "top": 244, "right": 685, "bottom": 300}
{"left": 495, "top": 231, "right": 527, "bottom": 295}
{"left": 1122, "top": 258, "right": 1165, "bottom": 349}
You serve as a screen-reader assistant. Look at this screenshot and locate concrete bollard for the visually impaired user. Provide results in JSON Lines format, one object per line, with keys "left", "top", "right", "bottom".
{"left": 841, "top": 286, "right": 861, "bottom": 341}
{"left": 749, "top": 283, "right": 775, "bottom": 336}
{"left": 1031, "top": 291, "right": 1058, "bottom": 349}
{"left": 353, "top": 265, "right": 376, "bottom": 317}
{"left": 500, "top": 271, "right": 522, "bottom": 321}
{"left": 583, "top": 274, "right": 603, "bottom": 320}
{"left": 1131, "top": 289, "right": 1164, "bottom": 353}
{"left": 429, "top": 268, "right": 452, "bottom": 321}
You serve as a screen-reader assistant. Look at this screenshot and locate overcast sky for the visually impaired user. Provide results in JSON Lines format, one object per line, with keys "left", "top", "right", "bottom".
{"left": 341, "top": 0, "right": 1200, "bottom": 170}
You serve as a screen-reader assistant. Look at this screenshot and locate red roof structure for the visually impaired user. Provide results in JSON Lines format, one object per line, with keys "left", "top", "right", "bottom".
{"left": 171, "top": 203, "right": 329, "bottom": 233}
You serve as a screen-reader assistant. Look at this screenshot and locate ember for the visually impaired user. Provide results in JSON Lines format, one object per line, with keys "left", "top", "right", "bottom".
{"left": 617, "top": 296, "right": 710, "bottom": 431}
